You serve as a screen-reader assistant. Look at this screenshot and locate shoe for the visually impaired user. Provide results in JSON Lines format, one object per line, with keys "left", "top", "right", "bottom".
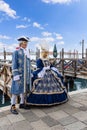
{"left": 10, "top": 105, "right": 18, "bottom": 115}
{"left": 19, "top": 103, "right": 25, "bottom": 109}
{"left": 19, "top": 104, "right": 30, "bottom": 109}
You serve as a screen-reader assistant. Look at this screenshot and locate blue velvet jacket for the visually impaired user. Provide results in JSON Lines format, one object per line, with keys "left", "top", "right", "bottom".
{"left": 11, "top": 48, "right": 30, "bottom": 95}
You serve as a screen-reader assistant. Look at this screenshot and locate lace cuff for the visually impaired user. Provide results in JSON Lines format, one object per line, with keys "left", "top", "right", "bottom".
{"left": 13, "top": 75, "right": 20, "bottom": 81}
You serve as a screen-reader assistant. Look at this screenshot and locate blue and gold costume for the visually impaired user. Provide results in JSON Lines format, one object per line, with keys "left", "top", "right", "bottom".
{"left": 11, "top": 48, "right": 30, "bottom": 95}
{"left": 26, "top": 58, "right": 68, "bottom": 106}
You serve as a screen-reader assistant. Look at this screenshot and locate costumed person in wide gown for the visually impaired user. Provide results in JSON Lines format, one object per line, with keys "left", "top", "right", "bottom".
{"left": 26, "top": 43, "right": 68, "bottom": 106}
{"left": 10, "top": 36, "right": 31, "bottom": 114}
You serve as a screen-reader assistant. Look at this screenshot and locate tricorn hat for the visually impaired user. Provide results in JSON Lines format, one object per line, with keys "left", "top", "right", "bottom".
{"left": 17, "top": 36, "right": 30, "bottom": 42}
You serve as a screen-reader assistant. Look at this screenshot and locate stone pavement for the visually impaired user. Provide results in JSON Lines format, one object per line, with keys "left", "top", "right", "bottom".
{"left": 1, "top": 89, "right": 87, "bottom": 130}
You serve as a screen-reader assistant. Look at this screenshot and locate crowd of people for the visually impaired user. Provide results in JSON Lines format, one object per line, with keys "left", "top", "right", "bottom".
{"left": 10, "top": 36, "right": 68, "bottom": 114}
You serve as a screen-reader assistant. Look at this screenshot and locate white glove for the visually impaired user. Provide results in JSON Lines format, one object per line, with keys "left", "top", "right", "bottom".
{"left": 51, "top": 67, "right": 59, "bottom": 73}
{"left": 38, "top": 69, "right": 45, "bottom": 78}
{"left": 13, "top": 75, "right": 20, "bottom": 81}
{"left": 38, "top": 71, "right": 43, "bottom": 78}
{"left": 43, "top": 66, "right": 50, "bottom": 71}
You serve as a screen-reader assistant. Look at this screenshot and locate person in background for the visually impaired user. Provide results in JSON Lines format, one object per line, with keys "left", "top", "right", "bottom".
{"left": 10, "top": 36, "right": 30, "bottom": 114}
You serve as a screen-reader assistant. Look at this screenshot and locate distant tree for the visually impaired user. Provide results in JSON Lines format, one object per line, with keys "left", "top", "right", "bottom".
{"left": 53, "top": 44, "right": 57, "bottom": 58}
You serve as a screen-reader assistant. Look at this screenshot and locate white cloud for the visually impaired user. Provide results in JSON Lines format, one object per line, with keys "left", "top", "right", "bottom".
{"left": 35, "top": 41, "right": 51, "bottom": 50}
{"left": 0, "top": 42, "right": 18, "bottom": 52}
{"left": 0, "top": 42, "right": 4, "bottom": 49}
{"left": 35, "top": 43, "right": 41, "bottom": 49}
{"left": 42, "top": 31, "right": 52, "bottom": 37}
{"left": 16, "top": 25, "right": 29, "bottom": 29}
{"left": 31, "top": 36, "right": 54, "bottom": 43}
{"left": 54, "top": 33, "right": 63, "bottom": 40}
{"left": 30, "top": 36, "right": 54, "bottom": 52}
{"left": 0, "top": 0, "right": 17, "bottom": 19}
{"left": 6, "top": 43, "right": 18, "bottom": 51}
{"left": 30, "top": 37, "right": 40, "bottom": 42}
{"left": 33, "top": 22, "right": 44, "bottom": 30}
{"left": 22, "top": 17, "right": 31, "bottom": 22}
{"left": 57, "top": 41, "right": 64, "bottom": 44}
{"left": 41, "top": 0, "right": 79, "bottom": 4}
{"left": 44, "top": 37, "right": 54, "bottom": 42}
{"left": 0, "top": 35, "right": 11, "bottom": 39}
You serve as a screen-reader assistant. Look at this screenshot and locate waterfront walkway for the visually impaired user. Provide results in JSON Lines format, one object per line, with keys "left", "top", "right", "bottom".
{"left": 0, "top": 90, "right": 87, "bottom": 130}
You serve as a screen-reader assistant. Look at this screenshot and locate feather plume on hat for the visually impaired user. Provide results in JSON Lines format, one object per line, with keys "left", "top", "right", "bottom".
{"left": 39, "top": 42, "right": 49, "bottom": 52}
{"left": 39, "top": 41, "right": 50, "bottom": 59}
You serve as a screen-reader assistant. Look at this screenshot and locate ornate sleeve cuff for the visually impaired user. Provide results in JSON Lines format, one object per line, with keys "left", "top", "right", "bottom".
{"left": 13, "top": 75, "right": 20, "bottom": 81}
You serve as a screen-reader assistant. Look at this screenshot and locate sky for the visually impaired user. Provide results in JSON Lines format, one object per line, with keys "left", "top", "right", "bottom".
{"left": 0, "top": 0, "right": 87, "bottom": 53}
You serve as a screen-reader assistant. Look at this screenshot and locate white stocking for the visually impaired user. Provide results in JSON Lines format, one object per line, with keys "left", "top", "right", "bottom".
{"left": 20, "top": 93, "right": 24, "bottom": 104}
{"left": 11, "top": 94, "right": 17, "bottom": 106}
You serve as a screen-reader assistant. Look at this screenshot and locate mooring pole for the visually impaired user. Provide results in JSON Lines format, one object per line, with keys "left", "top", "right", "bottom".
{"left": 3, "top": 47, "right": 6, "bottom": 61}
{"left": 81, "top": 39, "right": 84, "bottom": 59}
{"left": 61, "top": 48, "right": 64, "bottom": 75}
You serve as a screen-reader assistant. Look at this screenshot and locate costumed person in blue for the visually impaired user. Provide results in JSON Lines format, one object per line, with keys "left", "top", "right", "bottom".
{"left": 10, "top": 36, "right": 30, "bottom": 114}
{"left": 26, "top": 43, "right": 68, "bottom": 106}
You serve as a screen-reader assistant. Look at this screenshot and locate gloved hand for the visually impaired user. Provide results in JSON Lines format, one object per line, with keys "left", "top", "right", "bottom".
{"left": 51, "top": 67, "right": 59, "bottom": 73}
{"left": 13, "top": 75, "right": 20, "bottom": 81}
{"left": 38, "top": 69, "right": 45, "bottom": 78}
{"left": 43, "top": 66, "right": 50, "bottom": 71}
